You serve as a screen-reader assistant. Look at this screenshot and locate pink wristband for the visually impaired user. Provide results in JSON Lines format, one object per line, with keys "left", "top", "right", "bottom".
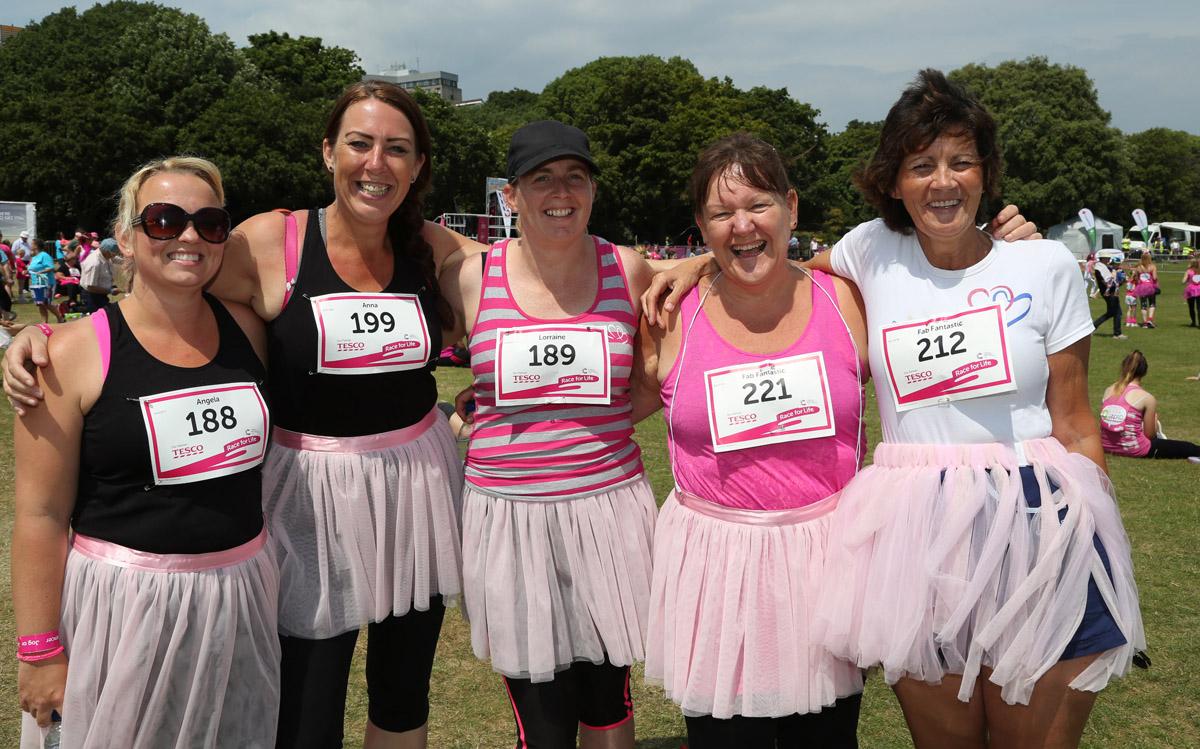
{"left": 17, "top": 645, "right": 64, "bottom": 663}
{"left": 17, "top": 630, "right": 61, "bottom": 656}
{"left": 35, "top": 323, "right": 54, "bottom": 338}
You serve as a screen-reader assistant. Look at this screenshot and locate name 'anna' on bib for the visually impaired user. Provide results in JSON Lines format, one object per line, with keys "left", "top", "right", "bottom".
{"left": 140, "top": 382, "right": 269, "bottom": 486}
{"left": 881, "top": 304, "right": 1016, "bottom": 412}
{"left": 311, "top": 292, "right": 431, "bottom": 375}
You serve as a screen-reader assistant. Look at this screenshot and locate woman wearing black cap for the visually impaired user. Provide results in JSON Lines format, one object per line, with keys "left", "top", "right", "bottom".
{"left": 440, "top": 120, "right": 662, "bottom": 749}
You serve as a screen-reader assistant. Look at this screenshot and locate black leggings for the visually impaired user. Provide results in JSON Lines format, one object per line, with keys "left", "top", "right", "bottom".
{"left": 1146, "top": 437, "right": 1200, "bottom": 459}
{"left": 275, "top": 598, "right": 446, "bottom": 748}
{"left": 1188, "top": 297, "right": 1199, "bottom": 325}
{"left": 684, "top": 693, "right": 862, "bottom": 749}
{"left": 502, "top": 660, "right": 633, "bottom": 748}
{"left": 1093, "top": 296, "right": 1122, "bottom": 336}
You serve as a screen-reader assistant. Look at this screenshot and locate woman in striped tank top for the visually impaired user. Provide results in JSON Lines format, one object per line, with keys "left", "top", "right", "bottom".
{"left": 442, "top": 121, "right": 662, "bottom": 748}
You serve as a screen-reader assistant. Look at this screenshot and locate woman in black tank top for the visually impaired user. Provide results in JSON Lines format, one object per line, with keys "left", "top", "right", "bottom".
{"left": 12, "top": 157, "right": 278, "bottom": 747}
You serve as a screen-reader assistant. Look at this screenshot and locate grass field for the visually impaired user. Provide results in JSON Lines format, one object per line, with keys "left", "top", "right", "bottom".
{"left": 1, "top": 265, "right": 1198, "bottom": 747}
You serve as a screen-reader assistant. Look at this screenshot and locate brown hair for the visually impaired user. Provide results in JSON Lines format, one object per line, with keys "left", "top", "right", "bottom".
{"left": 856, "top": 69, "right": 1003, "bottom": 233}
{"left": 688, "top": 132, "right": 791, "bottom": 217}
{"left": 323, "top": 81, "right": 449, "bottom": 327}
{"left": 1113, "top": 349, "right": 1149, "bottom": 391}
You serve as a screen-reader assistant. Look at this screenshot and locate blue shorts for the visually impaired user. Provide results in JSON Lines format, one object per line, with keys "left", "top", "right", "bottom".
{"left": 1019, "top": 466, "right": 1127, "bottom": 661}
{"left": 31, "top": 286, "right": 50, "bottom": 304}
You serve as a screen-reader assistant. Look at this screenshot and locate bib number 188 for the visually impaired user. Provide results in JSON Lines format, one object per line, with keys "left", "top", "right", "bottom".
{"left": 185, "top": 406, "right": 238, "bottom": 436}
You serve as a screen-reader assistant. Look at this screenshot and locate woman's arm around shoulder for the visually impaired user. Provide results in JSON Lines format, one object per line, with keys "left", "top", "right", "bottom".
{"left": 422, "top": 221, "right": 487, "bottom": 274}
{"left": 218, "top": 299, "right": 269, "bottom": 367}
{"left": 1046, "top": 336, "right": 1107, "bottom": 474}
{"left": 616, "top": 244, "right": 655, "bottom": 319}
{"left": 208, "top": 210, "right": 300, "bottom": 323}
{"left": 12, "top": 319, "right": 100, "bottom": 727}
{"left": 827, "top": 274, "right": 870, "bottom": 374}
{"left": 438, "top": 247, "right": 485, "bottom": 345}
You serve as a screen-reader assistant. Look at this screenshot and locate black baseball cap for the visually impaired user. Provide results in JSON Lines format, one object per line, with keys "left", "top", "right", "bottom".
{"left": 507, "top": 120, "right": 599, "bottom": 181}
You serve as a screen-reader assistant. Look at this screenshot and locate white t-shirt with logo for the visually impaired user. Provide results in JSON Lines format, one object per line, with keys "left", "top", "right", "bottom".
{"left": 831, "top": 219, "right": 1093, "bottom": 445}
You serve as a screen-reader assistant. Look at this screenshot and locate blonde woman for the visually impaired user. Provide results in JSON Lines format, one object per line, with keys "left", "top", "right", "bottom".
{"left": 13, "top": 157, "right": 278, "bottom": 747}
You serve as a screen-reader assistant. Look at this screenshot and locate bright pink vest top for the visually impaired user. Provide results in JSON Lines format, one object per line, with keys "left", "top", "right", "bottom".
{"left": 1100, "top": 384, "right": 1151, "bottom": 457}
{"left": 661, "top": 269, "right": 864, "bottom": 510}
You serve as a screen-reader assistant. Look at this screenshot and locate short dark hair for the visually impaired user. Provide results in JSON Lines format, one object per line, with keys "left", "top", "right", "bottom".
{"left": 689, "top": 132, "right": 791, "bottom": 217}
{"left": 856, "top": 69, "right": 1002, "bottom": 232}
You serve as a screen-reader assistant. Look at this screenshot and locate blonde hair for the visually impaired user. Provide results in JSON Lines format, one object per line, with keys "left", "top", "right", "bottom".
{"left": 111, "top": 156, "right": 225, "bottom": 292}
{"left": 1112, "top": 349, "right": 1149, "bottom": 392}
{"left": 112, "top": 156, "right": 225, "bottom": 242}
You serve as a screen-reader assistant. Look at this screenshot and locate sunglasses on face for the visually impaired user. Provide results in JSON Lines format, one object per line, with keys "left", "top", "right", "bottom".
{"left": 132, "top": 203, "right": 232, "bottom": 244}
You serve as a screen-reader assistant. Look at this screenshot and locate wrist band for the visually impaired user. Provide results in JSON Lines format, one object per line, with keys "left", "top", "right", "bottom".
{"left": 35, "top": 323, "right": 54, "bottom": 338}
{"left": 17, "top": 630, "right": 61, "bottom": 656}
{"left": 17, "top": 645, "right": 64, "bottom": 663}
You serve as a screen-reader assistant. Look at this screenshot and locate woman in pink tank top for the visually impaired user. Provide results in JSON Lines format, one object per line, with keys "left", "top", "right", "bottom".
{"left": 635, "top": 133, "right": 870, "bottom": 747}
{"left": 1101, "top": 350, "right": 1200, "bottom": 461}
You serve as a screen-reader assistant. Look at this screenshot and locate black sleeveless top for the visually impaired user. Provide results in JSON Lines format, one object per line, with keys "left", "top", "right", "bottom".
{"left": 265, "top": 208, "right": 441, "bottom": 436}
{"left": 74, "top": 296, "right": 267, "bottom": 554}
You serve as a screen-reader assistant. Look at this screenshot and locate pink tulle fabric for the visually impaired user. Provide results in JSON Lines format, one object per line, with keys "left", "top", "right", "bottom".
{"left": 21, "top": 534, "right": 280, "bottom": 748}
{"left": 645, "top": 490, "right": 863, "bottom": 719}
{"left": 461, "top": 477, "right": 657, "bottom": 682}
{"left": 264, "top": 412, "right": 464, "bottom": 638}
{"left": 815, "top": 438, "right": 1145, "bottom": 705}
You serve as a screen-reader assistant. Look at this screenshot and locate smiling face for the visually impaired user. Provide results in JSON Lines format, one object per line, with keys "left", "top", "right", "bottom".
{"left": 891, "top": 133, "right": 984, "bottom": 244}
{"left": 504, "top": 158, "right": 595, "bottom": 247}
{"left": 121, "top": 172, "right": 225, "bottom": 291}
{"left": 697, "top": 165, "right": 797, "bottom": 288}
{"left": 322, "top": 97, "right": 426, "bottom": 226}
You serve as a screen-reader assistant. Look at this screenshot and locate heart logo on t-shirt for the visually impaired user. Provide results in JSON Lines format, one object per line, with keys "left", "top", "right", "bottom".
{"left": 966, "top": 285, "right": 1032, "bottom": 327}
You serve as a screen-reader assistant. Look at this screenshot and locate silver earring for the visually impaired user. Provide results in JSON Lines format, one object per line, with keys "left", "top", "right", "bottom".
{"left": 411, "top": 174, "right": 417, "bottom": 184}
{"left": 327, "top": 164, "right": 334, "bottom": 173}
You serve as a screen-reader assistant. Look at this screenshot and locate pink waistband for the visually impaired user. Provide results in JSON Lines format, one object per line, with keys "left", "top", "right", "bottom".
{"left": 870, "top": 437, "right": 1066, "bottom": 470}
{"left": 672, "top": 488, "right": 839, "bottom": 526}
{"left": 71, "top": 526, "right": 267, "bottom": 572}
{"left": 272, "top": 408, "right": 439, "bottom": 453}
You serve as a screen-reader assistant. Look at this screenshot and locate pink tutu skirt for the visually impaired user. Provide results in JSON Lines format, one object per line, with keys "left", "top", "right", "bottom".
{"left": 645, "top": 489, "right": 863, "bottom": 720}
{"left": 461, "top": 476, "right": 656, "bottom": 682}
{"left": 21, "top": 529, "right": 280, "bottom": 749}
{"left": 264, "top": 408, "right": 464, "bottom": 639}
{"left": 815, "top": 438, "right": 1144, "bottom": 705}
{"left": 1133, "top": 281, "right": 1157, "bottom": 298}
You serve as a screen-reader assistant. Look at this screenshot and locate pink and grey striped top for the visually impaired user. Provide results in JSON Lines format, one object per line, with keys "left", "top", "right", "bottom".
{"left": 465, "top": 237, "right": 643, "bottom": 499}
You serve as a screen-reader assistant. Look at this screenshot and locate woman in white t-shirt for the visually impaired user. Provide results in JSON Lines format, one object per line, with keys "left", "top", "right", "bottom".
{"left": 806, "top": 69, "right": 1144, "bottom": 748}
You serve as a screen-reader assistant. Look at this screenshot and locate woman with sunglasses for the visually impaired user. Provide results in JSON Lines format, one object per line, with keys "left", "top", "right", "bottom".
{"left": 7, "top": 82, "right": 466, "bottom": 749}
{"left": 13, "top": 156, "right": 279, "bottom": 747}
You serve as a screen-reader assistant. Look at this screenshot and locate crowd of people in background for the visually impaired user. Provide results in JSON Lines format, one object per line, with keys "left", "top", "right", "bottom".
{"left": 0, "top": 228, "right": 121, "bottom": 330}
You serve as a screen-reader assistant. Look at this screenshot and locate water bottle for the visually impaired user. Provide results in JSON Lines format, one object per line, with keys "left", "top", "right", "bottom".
{"left": 43, "top": 711, "right": 61, "bottom": 749}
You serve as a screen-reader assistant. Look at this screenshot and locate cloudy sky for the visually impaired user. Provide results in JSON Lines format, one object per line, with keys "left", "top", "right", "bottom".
{"left": 12, "top": 0, "right": 1199, "bottom": 134}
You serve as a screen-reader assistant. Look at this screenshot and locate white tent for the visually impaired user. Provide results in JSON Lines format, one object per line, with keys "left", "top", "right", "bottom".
{"left": 1046, "top": 216, "right": 1124, "bottom": 259}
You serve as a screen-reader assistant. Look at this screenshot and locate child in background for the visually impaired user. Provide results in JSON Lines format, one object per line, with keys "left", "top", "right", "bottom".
{"left": 1124, "top": 272, "right": 1138, "bottom": 328}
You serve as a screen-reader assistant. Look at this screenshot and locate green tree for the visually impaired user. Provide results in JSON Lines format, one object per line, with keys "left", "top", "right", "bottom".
{"left": 949, "top": 57, "right": 1135, "bottom": 228}
{"left": 811, "top": 119, "right": 882, "bottom": 237}
{"left": 537, "top": 56, "right": 827, "bottom": 243}
{"left": 1125, "top": 128, "right": 1200, "bottom": 222}
{"left": 412, "top": 89, "right": 501, "bottom": 217}
{"left": 0, "top": 3, "right": 364, "bottom": 231}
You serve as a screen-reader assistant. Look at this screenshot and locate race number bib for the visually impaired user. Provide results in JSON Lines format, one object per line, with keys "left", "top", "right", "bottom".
{"left": 704, "top": 352, "right": 836, "bottom": 453}
{"left": 881, "top": 305, "right": 1016, "bottom": 412}
{"left": 311, "top": 293, "right": 430, "bottom": 374}
{"left": 140, "top": 383, "right": 269, "bottom": 486}
{"left": 494, "top": 325, "right": 611, "bottom": 406}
